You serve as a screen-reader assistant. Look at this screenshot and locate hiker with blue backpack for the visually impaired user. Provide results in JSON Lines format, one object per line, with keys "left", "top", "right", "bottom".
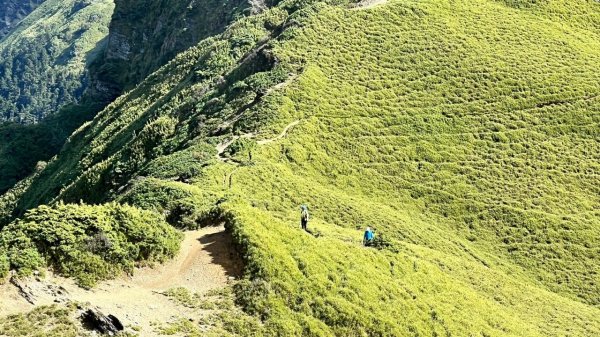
{"left": 363, "top": 227, "right": 374, "bottom": 246}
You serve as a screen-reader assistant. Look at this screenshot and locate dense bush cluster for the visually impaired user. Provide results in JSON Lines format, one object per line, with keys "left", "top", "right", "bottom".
{"left": 0, "top": 202, "right": 181, "bottom": 287}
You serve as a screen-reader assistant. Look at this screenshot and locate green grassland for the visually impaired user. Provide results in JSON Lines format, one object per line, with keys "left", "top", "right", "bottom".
{"left": 0, "top": 304, "right": 87, "bottom": 337}
{"left": 0, "top": 0, "right": 599, "bottom": 336}
{"left": 0, "top": 0, "right": 114, "bottom": 122}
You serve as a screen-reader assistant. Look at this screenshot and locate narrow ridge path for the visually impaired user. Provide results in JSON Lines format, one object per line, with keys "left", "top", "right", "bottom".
{"left": 351, "top": 0, "right": 388, "bottom": 9}
{"left": 257, "top": 120, "right": 300, "bottom": 145}
{"left": 215, "top": 120, "right": 300, "bottom": 161}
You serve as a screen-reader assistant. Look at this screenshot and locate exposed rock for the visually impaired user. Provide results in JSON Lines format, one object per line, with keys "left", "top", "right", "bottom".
{"left": 81, "top": 308, "right": 124, "bottom": 335}
{"left": 9, "top": 274, "right": 71, "bottom": 305}
{"left": 249, "top": 0, "right": 267, "bottom": 14}
{"left": 9, "top": 276, "right": 36, "bottom": 305}
{"left": 89, "top": 0, "right": 252, "bottom": 102}
{"left": 106, "top": 32, "right": 132, "bottom": 61}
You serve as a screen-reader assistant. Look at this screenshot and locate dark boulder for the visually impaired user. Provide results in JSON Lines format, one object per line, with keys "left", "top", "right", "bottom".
{"left": 80, "top": 308, "right": 124, "bottom": 335}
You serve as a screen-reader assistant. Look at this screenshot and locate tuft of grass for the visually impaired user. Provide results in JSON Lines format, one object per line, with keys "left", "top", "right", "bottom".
{"left": 0, "top": 304, "right": 83, "bottom": 337}
{"left": 159, "top": 285, "right": 264, "bottom": 336}
{"left": 163, "top": 287, "right": 206, "bottom": 309}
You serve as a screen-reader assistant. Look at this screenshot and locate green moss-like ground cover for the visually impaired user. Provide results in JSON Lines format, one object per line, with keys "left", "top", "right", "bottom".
{"left": 0, "top": 0, "right": 598, "bottom": 335}
{"left": 215, "top": 0, "right": 600, "bottom": 334}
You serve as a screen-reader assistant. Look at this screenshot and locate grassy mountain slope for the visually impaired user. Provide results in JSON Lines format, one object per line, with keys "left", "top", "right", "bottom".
{"left": 0, "top": 0, "right": 113, "bottom": 122}
{"left": 0, "top": 0, "right": 245, "bottom": 196}
{"left": 1, "top": 0, "right": 599, "bottom": 335}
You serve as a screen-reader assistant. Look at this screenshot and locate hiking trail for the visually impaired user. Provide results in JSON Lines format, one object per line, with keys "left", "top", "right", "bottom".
{"left": 0, "top": 225, "right": 241, "bottom": 336}
{"left": 256, "top": 120, "right": 300, "bottom": 145}
{"left": 352, "top": 0, "right": 388, "bottom": 9}
{"left": 215, "top": 120, "right": 300, "bottom": 161}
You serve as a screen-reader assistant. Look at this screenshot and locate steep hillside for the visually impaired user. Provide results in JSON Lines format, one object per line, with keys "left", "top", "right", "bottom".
{"left": 0, "top": 102, "right": 104, "bottom": 195}
{"left": 0, "top": 0, "right": 46, "bottom": 39}
{"left": 0, "top": 0, "right": 114, "bottom": 123}
{"left": 1, "top": 0, "right": 599, "bottom": 336}
{"left": 0, "top": 0, "right": 248, "bottom": 196}
{"left": 88, "top": 0, "right": 252, "bottom": 102}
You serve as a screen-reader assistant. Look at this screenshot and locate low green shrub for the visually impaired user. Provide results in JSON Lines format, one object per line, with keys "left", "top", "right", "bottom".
{"left": 0, "top": 202, "right": 182, "bottom": 288}
{"left": 0, "top": 251, "right": 8, "bottom": 280}
{"left": 163, "top": 287, "right": 203, "bottom": 308}
{"left": 369, "top": 233, "right": 393, "bottom": 251}
{"left": 118, "top": 178, "right": 223, "bottom": 229}
{"left": 0, "top": 304, "right": 83, "bottom": 337}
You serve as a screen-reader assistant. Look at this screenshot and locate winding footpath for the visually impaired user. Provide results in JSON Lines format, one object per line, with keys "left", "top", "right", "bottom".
{"left": 216, "top": 120, "right": 300, "bottom": 161}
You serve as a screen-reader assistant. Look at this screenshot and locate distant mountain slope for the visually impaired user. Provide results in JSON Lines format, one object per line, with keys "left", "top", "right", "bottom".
{"left": 0, "top": 0, "right": 114, "bottom": 123}
{"left": 0, "top": 0, "right": 46, "bottom": 39}
{"left": 88, "top": 0, "right": 251, "bottom": 102}
{"left": 0, "top": 0, "right": 599, "bottom": 335}
{"left": 0, "top": 0, "right": 249, "bottom": 196}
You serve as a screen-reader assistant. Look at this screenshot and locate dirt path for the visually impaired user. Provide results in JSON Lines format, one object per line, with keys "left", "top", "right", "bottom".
{"left": 0, "top": 225, "right": 241, "bottom": 336}
{"left": 216, "top": 138, "right": 239, "bottom": 161}
{"left": 216, "top": 134, "right": 255, "bottom": 162}
{"left": 133, "top": 225, "right": 241, "bottom": 291}
{"left": 257, "top": 120, "right": 299, "bottom": 145}
{"left": 351, "top": 0, "right": 388, "bottom": 9}
{"left": 215, "top": 120, "right": 300, "bottom": 161}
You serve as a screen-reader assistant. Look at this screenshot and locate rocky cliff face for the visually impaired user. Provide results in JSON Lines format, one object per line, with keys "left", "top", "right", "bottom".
{"left": 0, "top": 0, "right": 46, "bottom": 39}
{"left": 89, "top": 0, "right": 250, "bottom": 101}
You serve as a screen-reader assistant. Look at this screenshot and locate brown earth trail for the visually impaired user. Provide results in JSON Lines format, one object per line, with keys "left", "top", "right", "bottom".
{"left": 0, "top": 225, "right": 241, "bottom": 336}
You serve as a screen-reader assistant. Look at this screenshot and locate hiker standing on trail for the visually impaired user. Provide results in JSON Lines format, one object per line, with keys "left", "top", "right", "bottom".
{"left": 363, "top": 227, "right": 374, "bottom": 246}
{"left": 300, "top": 205, "right": 310, "bottom": 231}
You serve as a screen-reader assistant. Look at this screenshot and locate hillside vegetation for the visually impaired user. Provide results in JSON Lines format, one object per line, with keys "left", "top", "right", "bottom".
{"left": 0, "top": 0, "right": 113, "bottom": 123}
{"left": 89, "top": 0, "right": 251, "bottom": 101}
{"left": 0, "top": 0, "right": 46, "bottom": 39}
{"left": 0, "top": 202, "right": 181, "bottom": 288}
{"left": 0, "top": 0, "right": 253, "bottom": 197}
{"left": 0, "top": 0, "right": 599, "bottom": 336}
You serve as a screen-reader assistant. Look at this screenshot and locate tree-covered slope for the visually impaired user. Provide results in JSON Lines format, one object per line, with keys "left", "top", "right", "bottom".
{"left": 0, "top": 0, "right": 114, "bottom": 123}
{"left": 0, "top": 0, "right": 46, "bottom": 40}
{"left": 0, "top": 0, "right": 247, "bottom": 196}
{"left": 88, "top": 0, "right": 252, "bottom": 102}
{"left": 1, "top": 0, "right": 599, "bottom": 335}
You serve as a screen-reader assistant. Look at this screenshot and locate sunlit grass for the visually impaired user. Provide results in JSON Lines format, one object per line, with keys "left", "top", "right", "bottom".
{"left": 0, "top": 0, "right": 599, "bottom": 336}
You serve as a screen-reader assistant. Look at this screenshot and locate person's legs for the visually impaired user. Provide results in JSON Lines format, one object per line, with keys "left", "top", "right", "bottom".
{"left": 301, "top": 219, "right": 308, "bottom": 231}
